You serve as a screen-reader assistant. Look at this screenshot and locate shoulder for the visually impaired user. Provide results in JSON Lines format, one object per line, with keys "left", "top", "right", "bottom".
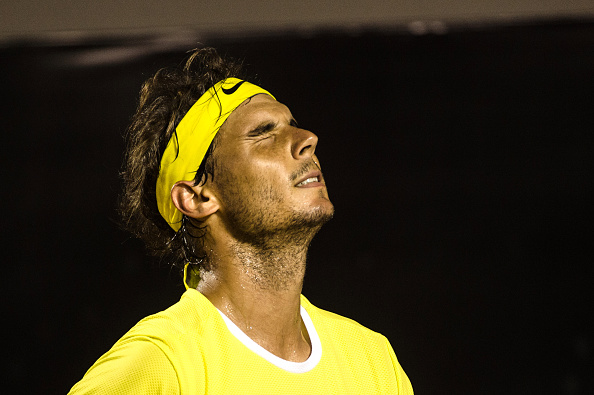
{"left": 126, "top": 289, "right": 216, "bottom": 341}
{"left": 301, "top": 294, "right": 385, "bottom": 342}
{"left": 301, "top": 294, "right": 396, "bottom": 362}
{"left": 69, "top": 290, "right": 215, "bottom": 394}
{"left": 68, "top": 333, "right": 179, "bottom": 394}
{"left": 301, "top": 295, "right": 414, "bottom": 393}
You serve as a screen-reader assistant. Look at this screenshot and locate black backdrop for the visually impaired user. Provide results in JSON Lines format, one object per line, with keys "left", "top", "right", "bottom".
{"left": 2, "top": 21, "right": 593, "bottom": 394}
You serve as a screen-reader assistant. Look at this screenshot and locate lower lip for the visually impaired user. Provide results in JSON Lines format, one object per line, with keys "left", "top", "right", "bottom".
{"left": 296, "top": 181, "right": 325, "bottom": 188}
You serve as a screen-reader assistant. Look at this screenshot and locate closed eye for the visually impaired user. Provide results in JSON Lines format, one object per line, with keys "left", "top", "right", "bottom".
{"left": 247, "top": 121, "right": 277, "bottom": 137}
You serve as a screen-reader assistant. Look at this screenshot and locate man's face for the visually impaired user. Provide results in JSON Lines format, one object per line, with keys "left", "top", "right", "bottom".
{"left": 210, "top": 94, "right": 334, "bottom": 245}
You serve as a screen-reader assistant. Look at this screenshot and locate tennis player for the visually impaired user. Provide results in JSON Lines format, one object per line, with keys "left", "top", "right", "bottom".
{"left": 69, "top": 47, "right": 413, "bottom": 394}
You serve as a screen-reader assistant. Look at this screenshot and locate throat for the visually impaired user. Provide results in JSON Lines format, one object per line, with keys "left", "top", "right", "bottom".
{"left": 197, "top": 224, "right": 316, "bottom": 363}
{"left": 230, "top": 240, "right": 308, "bottom": 292}
{"left": 198, "top": 241, "right": 310, "bottom": 361}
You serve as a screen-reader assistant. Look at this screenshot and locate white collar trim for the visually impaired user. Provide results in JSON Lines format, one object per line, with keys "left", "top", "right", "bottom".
{"left": 217, "top": 305, "right": 322, "bottom": 373}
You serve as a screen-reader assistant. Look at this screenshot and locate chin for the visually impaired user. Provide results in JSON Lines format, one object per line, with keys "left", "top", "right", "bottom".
{"left": 300, "top": 201, "right": 335, "bottom": 227}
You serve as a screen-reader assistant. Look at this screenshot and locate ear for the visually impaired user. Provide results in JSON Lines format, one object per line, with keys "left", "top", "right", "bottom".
{"left": 171, "top": 180, "right": 219, "bottom": 220}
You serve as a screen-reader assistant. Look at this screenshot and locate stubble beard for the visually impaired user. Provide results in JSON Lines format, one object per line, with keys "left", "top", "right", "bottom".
{"left": 219, "top": 177, "right": 334, "bottom": 291}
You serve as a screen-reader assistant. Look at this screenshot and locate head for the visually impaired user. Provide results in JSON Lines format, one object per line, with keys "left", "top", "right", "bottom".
{"left": 120, "top": 48, "right": 333, "bottom": 287}
{"left": 172, "top": 93, "right": 334, "bottom": 248}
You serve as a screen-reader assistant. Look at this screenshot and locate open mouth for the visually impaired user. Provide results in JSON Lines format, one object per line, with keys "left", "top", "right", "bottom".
{"left": 295, "top": 170, "right": 323, "bottom": 187}
{"left": 296, "top": 176, "right": 320, "bottom": 187}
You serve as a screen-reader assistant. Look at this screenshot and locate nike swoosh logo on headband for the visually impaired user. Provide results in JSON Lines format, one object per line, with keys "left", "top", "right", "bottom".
{"left": 221, "top": 80, "right": 246, "bottom": 95}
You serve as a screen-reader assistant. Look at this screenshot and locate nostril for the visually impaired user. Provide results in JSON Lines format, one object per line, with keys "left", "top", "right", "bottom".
{"left": 298, "top": 144, "right": 312, "bottom": 156}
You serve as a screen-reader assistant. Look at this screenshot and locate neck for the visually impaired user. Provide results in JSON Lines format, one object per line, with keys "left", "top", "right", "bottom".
{"left": 197, "top": 234, "right": 312, "bottom": 362}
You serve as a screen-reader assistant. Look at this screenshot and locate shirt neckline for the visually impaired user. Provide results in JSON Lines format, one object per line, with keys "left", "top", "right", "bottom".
{"left": 216, "top": 304, "right": 322, "bottom": 373}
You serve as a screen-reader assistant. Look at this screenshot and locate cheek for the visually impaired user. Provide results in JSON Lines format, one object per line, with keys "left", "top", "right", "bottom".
{"left": 216, "top": 158, "right": 287, "bottom": 194}
{"left": 244, "top": 155, "right": 288, "bottom": 181}
{"left": 214, "top": 141, "right": 291, "bottom": 193}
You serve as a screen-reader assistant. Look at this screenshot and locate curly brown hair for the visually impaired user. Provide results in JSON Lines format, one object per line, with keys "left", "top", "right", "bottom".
{"left": 119, "top": 47, "right": 245, "bottom": 285}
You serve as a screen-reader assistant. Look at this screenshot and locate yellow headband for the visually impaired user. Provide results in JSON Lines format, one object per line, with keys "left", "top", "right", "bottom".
{"left": 156, "top": 78, "right": 275, "bottom": 231}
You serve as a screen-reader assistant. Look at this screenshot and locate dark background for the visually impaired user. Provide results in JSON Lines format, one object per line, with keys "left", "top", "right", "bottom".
{"left": 2, "top": 20, "right": 593, "bottom": 394}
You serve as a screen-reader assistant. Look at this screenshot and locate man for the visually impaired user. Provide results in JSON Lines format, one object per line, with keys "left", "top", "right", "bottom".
{"left": 69, "top": 47, "right": 413, "bottom": 394}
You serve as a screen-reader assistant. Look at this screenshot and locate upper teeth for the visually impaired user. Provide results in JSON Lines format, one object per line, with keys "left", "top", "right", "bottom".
{"left": 297, "top": 177, "right": 318, "bottom": 186}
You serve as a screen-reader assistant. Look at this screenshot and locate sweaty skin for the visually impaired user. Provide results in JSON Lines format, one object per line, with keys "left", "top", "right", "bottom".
{"left": 174, "top": 94, "right": 334, "bottom": 362}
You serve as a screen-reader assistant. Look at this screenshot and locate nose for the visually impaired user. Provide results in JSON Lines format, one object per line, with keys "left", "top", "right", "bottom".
{"left": 291, "top": 128, "right": 318, "bottom": 160}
